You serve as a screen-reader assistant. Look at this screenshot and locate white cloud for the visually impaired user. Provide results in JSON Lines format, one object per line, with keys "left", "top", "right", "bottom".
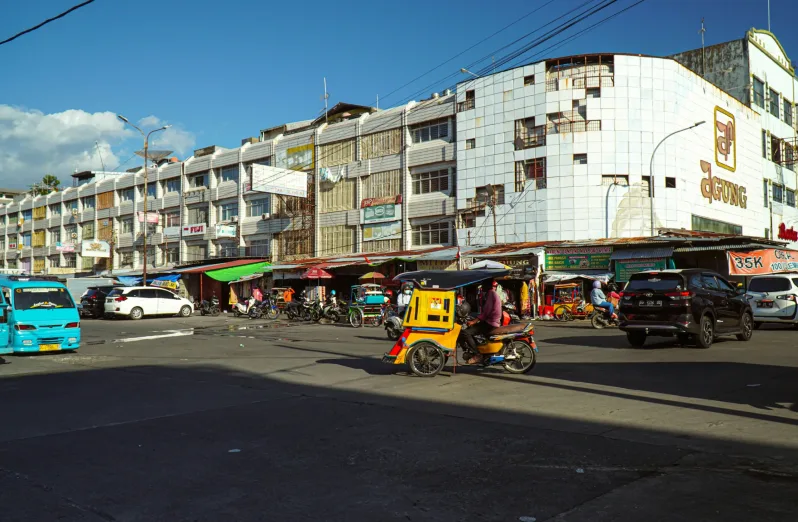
{"left": 138, "top": 115, "right": 162, "bottom": 127}
{"left": 0, "top": 105, "right": 196, "bottom": 189}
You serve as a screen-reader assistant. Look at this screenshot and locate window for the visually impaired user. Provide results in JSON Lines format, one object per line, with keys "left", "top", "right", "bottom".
{"left": 63, "top": 254, "right": 76, "bottom": 269}
{"left": 362, "top": 169, "right": 401, "bottom": 199}
{"left": 410, "top": 118, "right": 449, "bottom": 143}
{"left": 769, "top": 88, "right": 780, "bottom": 117}
{"left": 49, "top": 256, "right": 61, "bottom": 269}
{"left": 248, "top": 239, "right": 269, "bottom": 257}
{"left": 82, "top": 221, "right": 95, "bottom": 239}
{"left": 8, "top": 213, "right": 17, "bottom": 225}
{"left": 514, "top": 158, "right": 546, "bottom": 191}
{"left": 33, "top": 258, "right": 45, "bottom": 273}
{"left": 642, "top": 176, "right": 651, "bottom": 195}
{"left": 189, "top": 173, "right": 208, "bottom": 189}
{"left": 187, "top": 206, "right": 207, "bottom": 224}
{"left": 465, "top": 138, "right": 476, "bottom": 150}
{"left": 185, "top": 244, "right": 207, "bottom": 262}
{"left": 762, "top": 130, "right": 768, "bottom": 159}
{"left": 412, "top": 222, "right": 451, "bottom": 246}
{"left": 220, "top": 166, "right": 238, "bottom": 183}
{"left": 32, "top": 206, "right": 46, "bottom": 220}
{"left": 784, "top": 99, "right": 793, "bottom": 126}
{"left": 81, "top": 256, "right": 94, "bottom": 270}
{"left": 573, "top": 153, "right": 587, "bottom": 165}
{"left": 319, "top": 225, "right": 356, "bottom": 256}
{"left": 246, "top": 197, "right": 270, "bottom": 217}
{"left": 32, "top": 231, "right": 45, "bottom": 247}
{"left": 163, "top": 246, "right": 179, "bottom": 264}
{"left": 165, "top": 178, "right": 181, "bottom": 193}
{"left": 457, "top": 90, "right": 475, "bottom": 112}
{"left": 787, "top": 143, "right": 796, "bottom": 172}
{"left": 361, "top": 128, "right": 402, "bottom": 160}
{"left": 787, "top": 190, "right": 795, "bottom": 207}
{"left": 691, "top": 214, "right": 742, "bottom": 235}
{"left": 749, "top": 277, "right": 791, "bottom": 293}
{"left": 319, "top": 178, "right": 356, "bottom": 212}
{"left": 163, "top": 211, "right": 180, "bottom": 227}
{"left": 524, "top": 75, "right": 535, "bottom": 86}
{"left": 701, "top": 275, "right": 720, "bottom": 290}
{"left": 218, "top": 202, "right": 238, "bottom": 221}
{"left": 143, "top": 184, "right": 157, "bottom": 199}
{"left": 586, "top": 87, "right": 601, "bottom": 98}
{"left": 65, "top": 200, "right": 78, "bottom": 214}
{"left": 50, "top": 229, "right": 61, "bottom": 244}
{"left": 120, "top": 188, "right": 134, "bottom": 203}
{"left": 514, "top": 117, "right": 545, "bottom": 149}
{"left": 665, "top": 177, "right": 676, "bottom": 188}
{"left": 49, "top": 204, "right": 61, "bottom": 217}
{"left": 121, "top": 217, "right": 134, "bottom": 234}
{"left": 763, "top": 180, "right": 769, "bottom": 207}
{"left": 412, "top": 169, "right": 450, "bottom": 195}
{"left": 82, "top": 195, "right": 95, "bottom": 210}
{"left": 773, "top": 184, "right": 784, "bottom": 203}
{"left": 22, "top": 209, "right": 32, "bottom": 222}
{"left": 318, "top": 139, "right": 355, "bottom": 168}
{"left": 21, "top": 232, "right": 31, "bottom": 247}
{"left": 601, "top": 175, "right": 629, "bottom": 186}
{"left": 64, "top": 225, "right": 77, "bottom": 242}
{"left": 120, "top": 251, "right": 134, "bottom": 268}
{"left": 753, "top": 77, "right": 765, "bottom": 107}
{"left": 218, "top": 243, "right": 239, "bottom": 257}
{"left": 475, "top": 185, "right": 505, "bottom": 206}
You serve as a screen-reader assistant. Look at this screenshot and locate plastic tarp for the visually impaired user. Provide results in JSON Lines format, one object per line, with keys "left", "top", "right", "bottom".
{"left": 205, "top": 261, "right": 271, "bottom": 282}
{"left": 543, "top": 271, "right": 614, "bottom": 284}
{"left": 116, "top": 274, "right": 180, "bottom": 286}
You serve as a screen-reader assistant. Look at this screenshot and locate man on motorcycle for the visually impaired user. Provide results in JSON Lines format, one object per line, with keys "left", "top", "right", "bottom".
{"left": 590, "top": 280, "right": 617, "bottom": 320}
{"left": 463, "top": 279, "right": 501, "bottom": 364}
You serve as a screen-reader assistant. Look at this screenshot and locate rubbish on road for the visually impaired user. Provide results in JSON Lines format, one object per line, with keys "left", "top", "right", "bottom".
{"left": 747, "top": 384, "right": 761, "bottom": 387}
{"left": 576, "top": 468, "right": 585, "bottom": 473}
{"left": 228, "top": 449, "right": 241, "bottom": 453}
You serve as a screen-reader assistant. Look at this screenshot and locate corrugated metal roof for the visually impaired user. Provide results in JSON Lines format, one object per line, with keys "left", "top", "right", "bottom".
{"left": 673, "top": 243, "right": 779, "bottom": 252}
{"left": 610, "top": 247, "right": 674, "bottom": 260}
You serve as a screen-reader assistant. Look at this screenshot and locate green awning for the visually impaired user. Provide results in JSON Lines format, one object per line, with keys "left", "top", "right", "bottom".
{"left": 205, "top": 261, "right": 272, "bottom": 282}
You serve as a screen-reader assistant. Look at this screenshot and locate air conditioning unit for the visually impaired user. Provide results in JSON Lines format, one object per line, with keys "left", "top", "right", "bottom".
{"left": 231, "top": 216, "right": 239, "bottom": 222}
{"left": 261, "top": 213, "right": 270, "bottom": 220}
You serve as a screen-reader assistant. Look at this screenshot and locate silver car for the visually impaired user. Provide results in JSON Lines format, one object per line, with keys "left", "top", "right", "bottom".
{"left": 745, "top": 274, "right": 798, "bottom": 328}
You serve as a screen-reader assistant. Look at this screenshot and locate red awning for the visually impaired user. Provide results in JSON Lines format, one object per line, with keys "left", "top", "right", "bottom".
{"left": 177, "top": 259, "right": 267, "bottom": 274}
{"left": 301, "top": 267, "right": 334, "bottom": 279}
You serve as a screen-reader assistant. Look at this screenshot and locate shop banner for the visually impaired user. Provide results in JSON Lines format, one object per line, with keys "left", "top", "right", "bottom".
{"left": 137, "top": 211, "right": 159, "bottom": 224}
{"left": 615, "top": 258, "right": 667, "bottom": 282}
{"left": 151, "top": 279, "right": 178, "bottom": 290}
{"left": 55, "top": 242, "right": 75, "bottom": 253}
{"left": 81, "top": 240, "right": 111, "bottom": 258}
{"left": 728, "top": 249, "right": 798, "bottom": 275}
{"left": 215, "top": 224, "right": 237, "bottom": 238}
{"left": 163, "top": 226, "right": 181, "bottom": 238}
{"left": 545, "top": 247, "right": 612, "bottom": 271}
{"left": 363, "top": 221, "right": 401, "bottom": 242}
{"left": 361, "top": 203, "right": 401, "bottom": 224}
{"left": 360, "top": 195, "right": 402, "bottom": 208}
{"left": 182, "top": 223, "right": 206, "bottom": 237}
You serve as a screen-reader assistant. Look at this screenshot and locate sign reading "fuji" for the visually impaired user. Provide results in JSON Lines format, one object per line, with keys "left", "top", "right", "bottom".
{"left": 182, "top": 223, "right": 206, "bottom": 237}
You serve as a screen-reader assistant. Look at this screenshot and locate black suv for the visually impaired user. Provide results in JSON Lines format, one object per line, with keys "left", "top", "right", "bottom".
{"left": 618, "top": 269, "right": 753, "bottom": 348}
{"left": 80, "top": 285, "right": 121, "bottom": 318}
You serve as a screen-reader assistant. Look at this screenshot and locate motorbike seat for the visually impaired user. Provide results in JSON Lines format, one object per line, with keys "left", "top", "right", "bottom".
{"left": 489, "top": 323, "right": 527, "bottom": 336}
{"left": 594, "top": 306, "right": 607, "bottom": 312}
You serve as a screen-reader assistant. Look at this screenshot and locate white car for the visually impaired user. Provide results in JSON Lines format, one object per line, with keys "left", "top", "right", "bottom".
{"left": 104, "top": 286, "right": 194, "bottom": 320}
{"left": 745, "top": 274, "right": 798, "bottom": 328}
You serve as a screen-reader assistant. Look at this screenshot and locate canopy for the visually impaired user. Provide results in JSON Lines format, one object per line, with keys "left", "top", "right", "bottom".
{"left": 205, "top": 261, "right": 272, "bottom": 283}
{"left": 301, "top": 267, "right": 333, "bottom": 279}
{"left": 469, "top": 260, "right": 510, "bottom": 270}
{"left": 116, "top": 274, "right": 180, "bottom": 286}
{"left": 543, "top": 271, "right": 614, "bottom": 284}
{"left": 394, "top": 269, "right": 510, "bottom": 289}
{"left": 359, "top": 271, "right": 386, "bottom": 280}
{"left": 227, "top": 272, "right": 266, "bottom": 285}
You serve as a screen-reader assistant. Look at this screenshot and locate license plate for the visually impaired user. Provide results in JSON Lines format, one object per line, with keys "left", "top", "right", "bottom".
{"left": 757, "top": 300, "right": 774, "bottom": 308}
{"left": 39, "top": 344, "right": 60, "bottom": 351}
{"left": 639, "top": 300, "right": 662, "bottom": 307}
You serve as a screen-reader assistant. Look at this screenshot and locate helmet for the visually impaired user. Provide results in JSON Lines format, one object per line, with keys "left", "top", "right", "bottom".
{"left": 593, "top": 280, "right": 601, "bottom": 289}
{"left": 331, "top": 290, "right": 336, "bottom": 296}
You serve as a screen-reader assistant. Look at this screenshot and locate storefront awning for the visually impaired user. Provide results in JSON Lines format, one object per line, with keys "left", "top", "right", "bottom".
{"left": 228, "top": 272, "right": 267, "bottom": 285}
{"left": 610, "top": 247, "right": 674, "bottom": 260}
{"left": 473, "top": 246, "right": 545, "bottom": 259}
{"left": 673, "top": 243, "right": 779, "bottom": 252}
{"left": 205, "top": 261, "right": 272, "bottom": 282}
{"left": 543, "top": 271, "right": 614, "bottom": 283}
{"left": 173, "top": 259, "right": 268, "bottom": 274}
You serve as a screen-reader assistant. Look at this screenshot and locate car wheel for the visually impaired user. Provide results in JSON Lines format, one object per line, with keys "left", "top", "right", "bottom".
{"left": 696, "top": 315, "right": 714, "bottom": 349}
{"left": 754, "top": 321, "right": 762, "bottom": 330}
{"left": 129, "top": 307, "right": 143, "bottom": 320}
{"left": 736, "top": 312, "right": 753, "bottom": 341}
{"left": 626, "top": 331, "right": 646, "bottom": 347}
{"left": 179, "top": 305, "right": 192, "bottom": 317}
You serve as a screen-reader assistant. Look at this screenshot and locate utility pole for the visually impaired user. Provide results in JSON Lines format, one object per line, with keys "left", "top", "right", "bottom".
{"left": 699, "top": 18, "right": 706, "bottom": 77}
{"left": 490, "top": 184, "right": 498, "bottom": 244}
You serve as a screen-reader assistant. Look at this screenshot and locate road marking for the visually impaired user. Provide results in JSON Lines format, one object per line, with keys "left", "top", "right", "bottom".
{"left": 112, "top": 329, "right": 194, "bottom": 343}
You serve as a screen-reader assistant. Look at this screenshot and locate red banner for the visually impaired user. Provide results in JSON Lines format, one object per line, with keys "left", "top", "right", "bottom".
{"left": 728, "top": 249, "right": 798, "bottom": 275}
{"left": 360, "top": 195, "right": 402, "bottom": 208}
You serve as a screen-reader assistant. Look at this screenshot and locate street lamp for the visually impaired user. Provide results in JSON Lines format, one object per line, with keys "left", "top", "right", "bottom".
{"left": 648, "top": 121, "right": 705, "bottom": 236}
{"left": 117, "top": 115, "right": 171, "bottom": 284}
{"left": 460, "top": 68, "right": 479, "bottom": 79}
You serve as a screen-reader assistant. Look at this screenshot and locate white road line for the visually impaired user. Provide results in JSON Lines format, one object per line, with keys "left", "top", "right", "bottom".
{"left": 112, "top": 329, "right": 195, "bottom": 343}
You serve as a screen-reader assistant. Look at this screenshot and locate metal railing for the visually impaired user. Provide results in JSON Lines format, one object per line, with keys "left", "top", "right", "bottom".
{"left": 514, "top": 130, "right": 546, "bottom": 150}
{"left": 546, "top": 120, "right": 601, "bottom": 134}
{"left": 457, "top": 98, "right": 475, "bottom": 112}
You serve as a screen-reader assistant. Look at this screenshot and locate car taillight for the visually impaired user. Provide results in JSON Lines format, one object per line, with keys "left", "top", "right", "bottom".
{"left": 665, "top": 291, "right": 692, "bottom": 300}
{"left": 776, "top": 294, "right": 796, "bottom": 301}
{"left": 620, "top": 291, "right": 636, "bottom": 298}
{"left": 14, "top": 324, "right": 36, "bottom": 331}
{"left": 65, "top": 322, "right": 80, "bottom": 328}
{"left": 114, "top": 296, "right": 127, "bottom": 302}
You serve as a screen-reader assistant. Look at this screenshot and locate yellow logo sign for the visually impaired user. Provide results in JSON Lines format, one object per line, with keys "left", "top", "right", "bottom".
{"left": 714, "top": 106, "right": 736, "bottom": 172}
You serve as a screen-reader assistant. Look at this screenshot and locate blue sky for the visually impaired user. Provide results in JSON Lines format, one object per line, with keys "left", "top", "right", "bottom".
{"left": 1, "top": 0, "right": 795, "bottom": 188}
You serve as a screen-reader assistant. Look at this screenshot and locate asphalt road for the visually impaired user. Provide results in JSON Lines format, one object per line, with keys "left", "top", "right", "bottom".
{"left": 2, "top": 314, "right": 797, "bottom": 521}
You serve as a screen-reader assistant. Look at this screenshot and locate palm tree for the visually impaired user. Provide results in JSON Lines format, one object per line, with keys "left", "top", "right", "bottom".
{"left": 30, "top": 174, "right": 61, "bottom": 195}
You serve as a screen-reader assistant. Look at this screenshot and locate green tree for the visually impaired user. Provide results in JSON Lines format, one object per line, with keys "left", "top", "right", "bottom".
{"left": 30, "top": 174, "right": 61, "bottom": 195}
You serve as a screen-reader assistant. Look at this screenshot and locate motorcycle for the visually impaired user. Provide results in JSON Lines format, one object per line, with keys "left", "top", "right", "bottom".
{"left": 232, "top": 296, "right": 258, "bottom": 317}
{"left": 384, "top": 307, "right": 404, "bottom": 341}
{"left": 590, "top": 291, "right": 621, "bottom": 329}
{"left": 199, "top": 295, "right": 221, "bottom": 316}
{"left": 305, "top": 300, "right": 324, "bottom": 322}
{"left": 322, "top": 298, "right": 345, "bottom": 322}
{"left": 502, "top": 302, "right": 521, "bottom": 324}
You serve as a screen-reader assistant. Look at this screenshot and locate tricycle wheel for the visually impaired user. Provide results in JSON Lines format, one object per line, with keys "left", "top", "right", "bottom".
{"left": 502, "top": 341, "right": 536, "bottom": 374}
{"left": 349, "top": 308, "right": 363, "bottom": 328}
{"left": 554, "top": 306, "right": 568, "bottom": 321}
{"left": 407, "top": 342, "right": 446, "bottom": 377}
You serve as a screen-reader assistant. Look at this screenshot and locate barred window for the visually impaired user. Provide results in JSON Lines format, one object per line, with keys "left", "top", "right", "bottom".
{"left": 63, "top": 254, "right": 76, "bottom": 268}
{"left": 412, "top": 222, "right": 451, "bottom": 246}
{"left": 50, "top": 229, "right": 61, "bottom": 244}
{"left": 163, "top": 247, "right": 179, "bottom": 264}
{"left": 64, "top": 225, "right": 77, "bottom": 242}
{"left": 410, "top": 118, "right": 449, "bottom": 144}
{"left": 33, "top": 258, "right": 45, "bottom": 273}
{"left": 33, "top": 207, "right": 46, "bottom": 220}
{"left": 248, "top": 239, "right": 270, "bottom": 257}
{"left": 319, "top": 178, "right": 356, "bottom": 212}
{"left": 514, "top": 159, "right": 547, "bottom": 191}
{"left": 32, "top": 231, "right": 45, "bottom": 247}
{"left": 362, "top": 169, "right": 401, "bottom": 199}
{"left": 514, "top": 117, "right": 546, "bottom": 149}
{"left": 361, "top": 128, "right": 401, "bottom": 160}
{"left": 120, "top": 251, "right": 134, "bottom": 268}
{"left": 475, "top": 185, "right": 505, "bottom": 206}
{"left": 187, "top": 206, "right": 208, "bottom": 224}
{"left": 320, "top": 225, "right": 356, "bottom": 256}
{"left": 185, "top": 245, "right": 207, "bottom": 262}
{"left": 81, "top": 256, "right": 94, "bottom": 270}
{"left": 412, "top": 169, "right": 450, "bottom": 195}
{"left": 318, "top": 139, "right": 355, "bottom": 168}
{"left": 49, "top": 256, "right": 61, "bottom": 269}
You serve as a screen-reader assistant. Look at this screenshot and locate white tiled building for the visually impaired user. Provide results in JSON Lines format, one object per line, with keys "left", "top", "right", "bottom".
{"left": 455, "top": 29, "right": 798, "bottom": 246}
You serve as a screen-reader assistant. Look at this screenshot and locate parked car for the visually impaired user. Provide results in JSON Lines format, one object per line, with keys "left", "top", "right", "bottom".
{"left": 618, "top": 269, "right": 753, "bottom": 348}
{"left": 104, "top": 286, "right": 194, "bottom": 320}
{"left": 80, "top": 285, "right": 122, "bottom": 318}
{"left": 745, "top": 273, "right": 798, "bottom": 328}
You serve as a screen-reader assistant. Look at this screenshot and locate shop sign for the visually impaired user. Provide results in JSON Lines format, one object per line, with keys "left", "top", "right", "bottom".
{"left": 361, "top": 203, "right": 402, "bottom": 224}
{"left": 275, "top": 142, "right": 314, "bottom": 171}
{"left": 182, "top": 223, "right": 206, "bottom": 237}
{"left": 55, "top": 242, "right": 75, "bottom": 253}
{"left": 151, "top": 279, "right": 178, "bottom": 290}
{"left": 699, "top": 160, "right": 747, "bottom": 208}
{"left": 360, "top": 195, "right": 402, "bottom": 208}
{"left": 778, "top": 223, "right": 798, "bottom": 241}
{"left": 615, "top": 258, "right": 667, "bottom": 282}
{"left": 137, "top": 211, "right": 159, "bottom": 224}
{"left": 714, "top": 106, "right": 736, "bottom": 172}
{"left": 417, "top": 260, "right": 457, "bottom": 271}
{"left": 363, "top": 221, "right": 401, "bottom": 242}
{"left": 728, "top": 249, "right": 798, "bottom": 275}
{"left": 81, "top": 240, "right": 110, "bottom": 258}
{"left": 8, "top": 242, "right": 16, "bottom": 250}
{"left": 215, "top": 224, "right": 237, "bottom": 238}
{"left": 251, "top": 164, "right": 308, "bottom": 198}
{"left": 545, "top": 247, "right": 612, "bottom": 271}
{"left": 163, "top": 226, "right": 181, "bottom": 238}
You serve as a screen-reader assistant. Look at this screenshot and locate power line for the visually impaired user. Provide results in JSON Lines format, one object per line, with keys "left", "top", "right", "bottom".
{"left": 0, "top": 0, "right": 96, "bottom": 47}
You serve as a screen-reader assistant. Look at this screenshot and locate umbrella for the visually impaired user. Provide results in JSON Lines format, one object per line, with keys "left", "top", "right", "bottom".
{"left": 468, "top": 259, "right": 511, "bottom": 270}
{"left": 301, "top": 267, "right": 333, "bottom": 279}
{"left": 359, "top": 271, "right": 386, "bottom": 282}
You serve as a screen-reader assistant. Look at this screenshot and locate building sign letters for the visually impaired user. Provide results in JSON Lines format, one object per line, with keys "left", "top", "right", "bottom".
{"left": 699, "top": 160, "right": 747, "bottom": 208}
{"left": 714, "top": 106, "right": 736, "bottom": 172}
{"left": 182, "top": 223, "right": 206, "bottom": 237}
{"left": 778, "top": 223, "right": 798, "bottom": 241}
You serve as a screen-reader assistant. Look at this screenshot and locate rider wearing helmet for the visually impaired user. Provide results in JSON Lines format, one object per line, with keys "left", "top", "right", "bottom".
{"left": 329, "top": 289, "right": 337, "bottom": 306}
{"left": 396, "top": 284, "right": 412, "bottom": 315}
{"left": 590, "top": 280, "right": 617, "bottom": 319}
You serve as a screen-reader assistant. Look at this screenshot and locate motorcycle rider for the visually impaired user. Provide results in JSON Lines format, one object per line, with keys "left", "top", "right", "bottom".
{"left": 396, "top": 285, "right": 412, "bottom": 316}
{"left": 463, "top": 279, "right": 502, "bottom": 364}
{"left": 590, "top": 280, "right": 617, "bottom": 320}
